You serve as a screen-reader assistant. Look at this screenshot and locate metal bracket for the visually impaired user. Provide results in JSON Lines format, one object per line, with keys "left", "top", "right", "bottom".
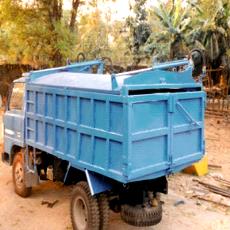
{"left": 152, "top": 59, "right": 190, "bottom": 70}
{"left": 168, "top": 95, "right": 175, "bottom": 113}
{"left": 111, "top": 74, "right": 118, "bottom": 90}
{"left": 98, "top": 62, "right": 104, "bottom": 74}
{"left": 176, "top": 101, "right": 199, "bottom": 126}
{"left": 63, "top": 162, "right": 71, "bottom": 184}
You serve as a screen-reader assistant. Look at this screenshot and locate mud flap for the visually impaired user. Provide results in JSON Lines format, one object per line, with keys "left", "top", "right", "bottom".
{"left": 85, "top": 169, "right": 112, "bottom": 196}
{"left": 24, "top": 146, "right": 39, "bottom": 187}
{"left": 24, "top": 169, "right": 39, "bottom": 187}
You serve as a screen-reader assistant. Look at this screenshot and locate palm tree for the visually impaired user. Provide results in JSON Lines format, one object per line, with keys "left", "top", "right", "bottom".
{"left": 189, "top": 0, "right": 230, "bottom": 66}
{"left": 152, "top": 0, "right": 191, "bottom": 59}
{"left": 189, "top": 0, "right": 230, "bottom": 95}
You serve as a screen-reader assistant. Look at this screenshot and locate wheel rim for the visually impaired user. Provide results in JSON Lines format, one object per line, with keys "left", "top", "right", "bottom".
{"left": 73, "top": 196, "right": 88, "bottom": 230}
{"left": 14, "top": 161, "right": 24, "bottom": 189}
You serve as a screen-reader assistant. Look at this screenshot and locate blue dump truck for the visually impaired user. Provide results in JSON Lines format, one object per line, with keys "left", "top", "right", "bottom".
{"left": 2, "top": 59, "right": 205, "bottom": 229}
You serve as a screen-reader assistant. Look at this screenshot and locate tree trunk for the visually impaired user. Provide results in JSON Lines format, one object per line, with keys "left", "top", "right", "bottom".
{"left": 46, "top": 0, "right": 63, "bottom": 29}
{"left": 53, "top": 49, "right": 63, "bottom": 67}
{"left": 69, "top": 0, "right": 81, "bottom": 32}
{"left": 47, "top": 0, "right": 63, "bottom": 66}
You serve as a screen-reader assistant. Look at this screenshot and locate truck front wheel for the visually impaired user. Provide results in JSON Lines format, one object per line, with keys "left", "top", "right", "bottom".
{"left": 12, "top": 152, "right": 32, "bottom": 197}
{"left": 71, "top": 181, "right": 100, "bottom": 230}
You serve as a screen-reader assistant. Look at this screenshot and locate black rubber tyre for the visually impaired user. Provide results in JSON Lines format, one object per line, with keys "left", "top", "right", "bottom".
{"left": 12, "top": 152, "right": 32, "bottom": 198}
{"left": 98, "top": 194, "right": 110, "bottom": 230}
{"left": 71, "top": 181, "right": 100, "bottom": 230}
{"left": 120, "top": 201, "right": 162, "bottom": 227}
{"left": 76, "top": 52, "right": 86, "bottom": 62}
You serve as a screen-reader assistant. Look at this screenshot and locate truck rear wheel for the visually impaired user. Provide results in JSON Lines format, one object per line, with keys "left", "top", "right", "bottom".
{"left": 71, "top": 181, "right": 100, "bottom": 230}
{"left": 98, "top": 194, "right": 110, "bottom": 230}
{"left": 120, "top": 201, "right": 162, "bottom": 227}
{"left": 12, "top": 152, "right": 32, "bottom": 197}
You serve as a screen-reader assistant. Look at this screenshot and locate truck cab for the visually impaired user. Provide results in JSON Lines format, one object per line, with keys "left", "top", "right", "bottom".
{"left": 2, "top": 78, "right": 26, "bottom": 164}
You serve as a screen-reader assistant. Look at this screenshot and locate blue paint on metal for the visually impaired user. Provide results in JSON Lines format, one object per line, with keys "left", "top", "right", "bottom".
{"left": 27, "top": 67, "right": 201, "bottom": 96}
{"left": 3, "top": 59, "right": 206, "bottom": 188}
{"left": 176, "top": 101, "right": 200, "bottom": 126}
{"left": 85, "top": 169, "right": 112, "bottom": 195}
{"left": 111, "top": 74, "right": 118, "bottom": 90}
{"left": 28, "top": 60, "right": 104, "bottom": 80}
{"left": 152, "top": 59, "right": 190, "bottom": 70}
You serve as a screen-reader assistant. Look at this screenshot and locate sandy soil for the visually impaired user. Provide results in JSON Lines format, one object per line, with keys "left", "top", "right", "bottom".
{"left": 0, "top": 111, "right": 229, "bottom": 230}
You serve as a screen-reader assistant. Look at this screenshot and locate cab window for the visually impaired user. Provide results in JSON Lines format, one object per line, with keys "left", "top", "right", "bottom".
{"left": 9, "top": 83, "right": 25, "bottom": 111}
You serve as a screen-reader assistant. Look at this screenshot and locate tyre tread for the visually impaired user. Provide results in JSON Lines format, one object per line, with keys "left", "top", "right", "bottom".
{"left": 98, "top": 194, "right": 110, "bottom": 230}
{"left": 71, "top": 181, "right": 100, "bottom": 230}
{"left": 120, "top": 202, "right": 162, "bottom": 227}
{"left": 12, "top": 152, "right": 32, "bottom": 198}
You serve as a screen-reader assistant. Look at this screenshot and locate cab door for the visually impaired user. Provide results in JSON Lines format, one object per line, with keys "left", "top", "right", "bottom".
{"left": 3, "top": 82, "right": 25, "bottom": 154}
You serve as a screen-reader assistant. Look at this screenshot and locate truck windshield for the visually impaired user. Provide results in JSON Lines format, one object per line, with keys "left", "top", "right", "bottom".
{"left": 9, "top": 82, "right": 25, "bottom": 111}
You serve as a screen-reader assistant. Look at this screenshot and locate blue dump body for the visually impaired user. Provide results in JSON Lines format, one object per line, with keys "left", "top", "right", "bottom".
{"left": 24, "top": 60, "right": 205, "bottom": 184}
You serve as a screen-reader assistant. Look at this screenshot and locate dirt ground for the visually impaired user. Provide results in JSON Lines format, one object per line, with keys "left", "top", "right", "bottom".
{"left": 0, "top": 110, "right": 229, "bottom": 230}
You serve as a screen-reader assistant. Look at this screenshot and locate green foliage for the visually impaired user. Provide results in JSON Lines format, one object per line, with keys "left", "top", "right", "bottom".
{"left": 76, "top": 9, "right": 111, "bottom": 59}
{"left": 126, "top": 0, "right": 152, "bottom": 65}
{"left": 76, "top": 6, "right": 132, "bottom": 67}
{"left": 188, "top": 0, "right": 230, "bottom": 63}
{"left": 0, "top": 0, "right": 230, "bottom": 70}
{"left": 0, "top": 0, "right": 78, "bottom": 67}
{"left": 149, "top": 0, "right": 191, "bottom": 59}
{"left": 109, "top": 21, "right": 133, "bottom": 67}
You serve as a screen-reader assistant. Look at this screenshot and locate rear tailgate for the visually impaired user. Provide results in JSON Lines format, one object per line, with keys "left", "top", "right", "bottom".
{"left": 127, "top": 91, "right": 205, "bottom": 181}
{"left": 172, "top": 92, "right": 205, "bottom": 170}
